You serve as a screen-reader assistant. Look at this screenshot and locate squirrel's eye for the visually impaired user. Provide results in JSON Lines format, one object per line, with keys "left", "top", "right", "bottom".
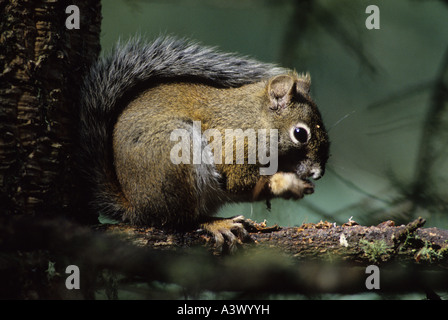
{"left": 290, "top": 125, "right": 310, "bottom": 144}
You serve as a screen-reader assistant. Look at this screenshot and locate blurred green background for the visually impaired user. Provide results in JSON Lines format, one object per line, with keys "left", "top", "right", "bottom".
{"left": 101, "top": 0, "right": 448, "bottom": 229}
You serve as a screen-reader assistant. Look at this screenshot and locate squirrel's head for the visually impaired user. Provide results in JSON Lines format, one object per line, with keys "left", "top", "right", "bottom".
{"left": 265, "top": 72, "right": 330, "bottom": 182}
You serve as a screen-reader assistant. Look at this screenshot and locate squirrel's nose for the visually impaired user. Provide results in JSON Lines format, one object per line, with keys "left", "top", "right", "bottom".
{"left": 310, "top": 167, "right": 323, "bottom": 180}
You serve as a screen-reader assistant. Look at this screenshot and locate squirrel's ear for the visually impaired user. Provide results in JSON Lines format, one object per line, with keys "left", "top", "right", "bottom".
{"left": 268, "top": 73, "right": 311, "bottom": 111}
{"left": 268, "top": 75, "right": 296, "bottom": 111}
{"left": 296, "top": 72, "right": 311, "bottom": 95}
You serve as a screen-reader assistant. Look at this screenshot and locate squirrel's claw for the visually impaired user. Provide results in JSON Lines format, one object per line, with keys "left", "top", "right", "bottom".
{"left": 200, "top": 215, "right": 253, "bottom": 254}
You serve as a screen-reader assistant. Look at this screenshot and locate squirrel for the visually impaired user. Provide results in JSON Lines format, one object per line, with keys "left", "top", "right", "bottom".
{"left": 79, "top": 36, "right": 330, "bottom": 251}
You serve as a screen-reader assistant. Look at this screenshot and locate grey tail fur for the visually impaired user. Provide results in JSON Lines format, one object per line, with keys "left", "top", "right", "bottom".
{"left": 79, "top": 35, "right": 284, "bottom": 220}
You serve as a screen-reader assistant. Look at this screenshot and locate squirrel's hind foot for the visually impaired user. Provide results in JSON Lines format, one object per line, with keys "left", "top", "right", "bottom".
{"left": 200, "top": 215, "right": 253, "bottom": 254}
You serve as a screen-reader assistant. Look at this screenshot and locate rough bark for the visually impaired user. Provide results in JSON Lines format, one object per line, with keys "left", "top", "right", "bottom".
{"left": 0, "top": 0, "right": 101, "bottom": 220}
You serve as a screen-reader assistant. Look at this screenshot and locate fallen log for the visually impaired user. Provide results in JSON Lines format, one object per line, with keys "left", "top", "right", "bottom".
{"left": 97, "top": 217, "right": 448, "bottom": 267}
{"left": 1, "top": 216, "right": 447, "bottom": 298}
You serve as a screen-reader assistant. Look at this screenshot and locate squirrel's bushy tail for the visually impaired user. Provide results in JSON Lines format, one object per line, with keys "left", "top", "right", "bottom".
{"left": 79, "top": 36, "right": 283, "bottom": 220}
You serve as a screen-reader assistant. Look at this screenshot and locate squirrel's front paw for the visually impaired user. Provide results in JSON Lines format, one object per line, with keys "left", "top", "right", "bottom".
{"left": 269, "top": 172, "right": 314, "bottom": 199}
{"left": 200, "top": 216, "right": 253, "bottom": 253}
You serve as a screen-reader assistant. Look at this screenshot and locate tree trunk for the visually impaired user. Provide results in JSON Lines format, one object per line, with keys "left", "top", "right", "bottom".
{"left": 0, "top": 0, "right": 100, "bottom": 221}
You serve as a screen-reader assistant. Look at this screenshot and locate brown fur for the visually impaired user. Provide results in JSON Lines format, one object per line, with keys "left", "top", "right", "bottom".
{"left": 112, "top": 73, "right": 329, "bottom": 236}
